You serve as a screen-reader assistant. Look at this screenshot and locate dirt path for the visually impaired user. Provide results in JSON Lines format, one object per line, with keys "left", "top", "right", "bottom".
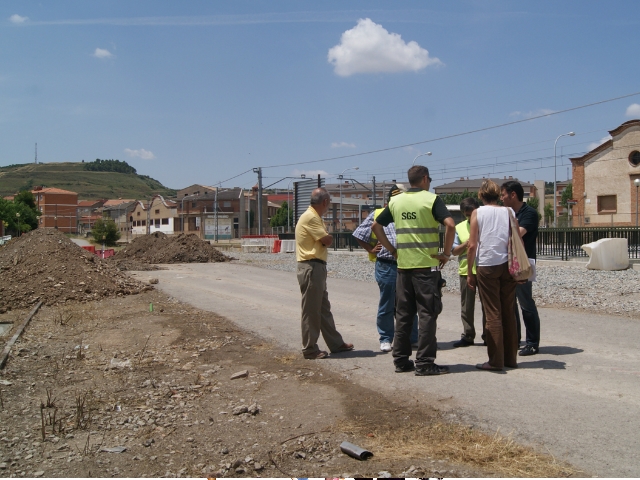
{"left": 139, "top": 261, "right": 640, "bottom": 478}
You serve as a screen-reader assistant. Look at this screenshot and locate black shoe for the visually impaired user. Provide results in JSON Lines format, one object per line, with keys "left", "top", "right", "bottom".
{"left": 452, "top": 338, "right": 474, "bottom": 348}
{"left": 395, "top": 360, "right": 415, "bottom": 373}
{"left": 415, "top": 363, "right": 450, "bottom": 376}
{"left": 519, "top": 345, "right": 539, "bottom": 356}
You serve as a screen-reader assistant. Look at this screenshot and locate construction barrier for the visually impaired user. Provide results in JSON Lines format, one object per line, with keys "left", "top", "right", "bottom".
{"left": 272, "top": 240, "right": 281, "bottom": 253}
{"left": 279, "top": 239, "right": 296, "bottom": 253}
{"left": 97, "top": 249, "right": 115, "bottom": 259}
{"left": 241, "top": 235, "right": 278, "bottom": 253}
{"left": 82, "top": 245, "right": 96, "bottom": 253}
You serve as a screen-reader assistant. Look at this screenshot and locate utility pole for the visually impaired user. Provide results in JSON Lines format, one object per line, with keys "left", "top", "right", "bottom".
{"left": 35, "top": 143, "right": 38, "bottom": 165}
{"left": 253, "top": 167, "right": 263, "bottom": 235}
{"left": 214, "top": 188, "right": 218, "bottom": 242}
{"left": 372, "top": 176, "right": 377, "bottom": 208}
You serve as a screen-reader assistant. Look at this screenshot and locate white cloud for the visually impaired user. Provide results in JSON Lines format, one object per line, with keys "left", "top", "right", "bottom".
{"left": 92, "top": 48, "right": 114, "bottom": 59}
{"left": 509, "top": 108, "right": 556, "bottom": 119}
{"left": 331, "top": 141, "right": 356, "bottom": 148}
{"left": 626, "top": 103, "right": 640, "bottom": 117}
{"left": 327, "top": 18, "right": 442, "bottom": 77}
{"left": 124, "top": 148, "right": 155, "bottom": 160}
{"left": 587, "top": 135, "right": 611, "bottom": 152}
{"left": 9, "top": 14, "right": 28, "bottom": 24}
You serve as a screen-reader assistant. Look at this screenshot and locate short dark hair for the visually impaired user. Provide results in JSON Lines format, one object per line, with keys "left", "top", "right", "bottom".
{"left": 460, "top": 196, "right": 479, "bottom": 213}
{"left": 310, "top": 187, "right": 330, "bottom": 205}
{"left": 501, "top": 180, "right": 524, "bottom": 202}
{"left": 408, "top": 165, "right": 430, "bottom": 187}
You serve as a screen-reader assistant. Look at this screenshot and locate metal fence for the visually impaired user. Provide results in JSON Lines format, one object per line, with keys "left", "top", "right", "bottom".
{"left": 537, "top": 227, "right": 640, "bottom": 260}
{"left": 331, "top": 227, "right": 640, "bottom": 261}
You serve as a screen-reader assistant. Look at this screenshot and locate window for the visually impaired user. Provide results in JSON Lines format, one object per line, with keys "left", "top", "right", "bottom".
{"left": 161, "top": 218, "right": 169, "bottom": 225}
{"left": 597, "top": 195, "right": 617, "bottom": 213}
{"left": 223, "top": 201, "right": 231, "bottom": 207}
{"left": 192, "top": 202, "right": 197, "bottom": 208}
{"left": 142, "top": 220, "right": 146, "bottom": 226}
{"left": 629, "top": 151, "right": 640, "bottom": 167}
{"left": 155, "top": 209, "right": 160, "bottom": 214}
{"left": 155, "top": 219, "right": 160, "bottom": 227}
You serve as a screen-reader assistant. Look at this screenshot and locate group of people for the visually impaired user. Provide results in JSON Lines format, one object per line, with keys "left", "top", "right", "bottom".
{"left": 294, "top": 165, "right": 540, "bottom": 373}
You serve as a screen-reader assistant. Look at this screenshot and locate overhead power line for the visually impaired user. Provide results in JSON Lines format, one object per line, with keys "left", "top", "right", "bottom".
{"left": 261, "top": 91, "right": 640, "bottom": 169}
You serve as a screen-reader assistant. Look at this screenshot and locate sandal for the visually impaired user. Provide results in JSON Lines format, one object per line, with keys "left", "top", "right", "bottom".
{"left": 475, "top": 362, "right": 502, "bottom": 371}
{"left": 304, "top": 350, "right": 329, "bottom": 360}
{"left": 332, "top": 343, "right": 354, "bottom": 353}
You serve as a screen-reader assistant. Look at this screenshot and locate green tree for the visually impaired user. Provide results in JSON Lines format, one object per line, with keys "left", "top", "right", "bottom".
{"left": 270, "top": 201, "right": 294, "bottom": 228}
{"left": 92, "top": 218, "right": 121, "bottom": 246}
{"left": 560, "top": 182, "right": 573, "bottom": 208}
{"left": 439, "top": 190, "right": 481, "bottom": 206}
{"left": 544, "top": 202, "right": 554, "bottom": 226}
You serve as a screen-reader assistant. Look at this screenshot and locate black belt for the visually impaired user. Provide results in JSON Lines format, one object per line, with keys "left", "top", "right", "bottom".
{"left": 397, "top": 267, "right": 432, "bottom": 272}
{"left": 376, "top": 257, "right": 397, "bottom": 265}
{"left": 301, "top": 259, "right": 327, "bottom": 265}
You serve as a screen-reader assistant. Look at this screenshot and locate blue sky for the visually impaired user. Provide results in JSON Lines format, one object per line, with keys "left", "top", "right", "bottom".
{"left": 2, "top": 1, "right": 640, "bottom": 192}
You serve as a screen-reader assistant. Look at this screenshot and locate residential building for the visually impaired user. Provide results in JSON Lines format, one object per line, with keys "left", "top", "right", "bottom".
{"left": 176, "top": 184, "right": 218, "bottom": 198}
{"left": 570, "top": 119, "right": 640, "bottom": 226}
{"left": 434, "top": 176, "right": 537, "bottom": 199}
{"left": 130, "top": 195, "right": 178, "bottom": 236}
{"left": 102, "top": 200, "right": 137, "bottom": 241}
{"left": 32, "top": 186, "right": 78, "bottom": 233}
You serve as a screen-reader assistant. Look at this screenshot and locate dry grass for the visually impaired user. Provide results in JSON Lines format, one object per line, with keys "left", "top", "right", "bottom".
{"left": 274, "top": 353, "right": 297, "bottom": 364}
{"left": 338, "top": 418, "right": 582, "bottom": 478}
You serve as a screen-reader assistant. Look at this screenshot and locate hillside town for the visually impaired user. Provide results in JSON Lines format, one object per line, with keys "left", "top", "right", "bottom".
{"left": 2, "top": 118, "right": 639, "bottom": 243}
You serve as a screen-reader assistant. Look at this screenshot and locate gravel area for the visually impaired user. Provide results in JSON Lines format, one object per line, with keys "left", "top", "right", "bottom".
{"left": 231, "top": 251, "right": 640, "bottom": 319}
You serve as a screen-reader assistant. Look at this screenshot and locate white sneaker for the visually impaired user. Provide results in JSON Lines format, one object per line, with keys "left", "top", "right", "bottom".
{"left": 380, "top": 341, "right": 392, "bottom": 352}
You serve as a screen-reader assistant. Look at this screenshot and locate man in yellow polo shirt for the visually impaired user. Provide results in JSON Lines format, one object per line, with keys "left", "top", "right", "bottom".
{"left": 295, "top": 187, "right": 354, "bottom": 359}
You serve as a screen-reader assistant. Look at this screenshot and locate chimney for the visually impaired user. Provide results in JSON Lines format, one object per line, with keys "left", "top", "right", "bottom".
{"left": 509, "top": 176, "right": 513, "bottom": 179}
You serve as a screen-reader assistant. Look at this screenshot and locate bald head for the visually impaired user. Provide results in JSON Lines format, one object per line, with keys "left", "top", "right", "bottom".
{"left": 310, "top": 187, "right": 331, "bottom": 215}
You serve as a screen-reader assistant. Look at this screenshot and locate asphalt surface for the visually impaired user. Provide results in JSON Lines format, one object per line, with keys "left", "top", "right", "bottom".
{"left": 134, "top": 260, "right": 640, "bottom": 477}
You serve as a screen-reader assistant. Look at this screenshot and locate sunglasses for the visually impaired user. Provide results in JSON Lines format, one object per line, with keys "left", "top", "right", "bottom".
{"left": 425, "top": 175, "right": 433, "bottom": 182}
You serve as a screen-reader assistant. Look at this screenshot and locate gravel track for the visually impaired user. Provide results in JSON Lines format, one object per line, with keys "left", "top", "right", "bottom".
{"left": 231, "top": 251, "right": 640, "bottom": 319}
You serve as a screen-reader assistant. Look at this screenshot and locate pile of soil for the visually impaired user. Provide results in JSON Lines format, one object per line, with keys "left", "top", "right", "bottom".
{"left": 0, "top": 229, "right": 149, "bottom": 312}
{"left": 113, "top": 232, "right": 230, "bottom": 266}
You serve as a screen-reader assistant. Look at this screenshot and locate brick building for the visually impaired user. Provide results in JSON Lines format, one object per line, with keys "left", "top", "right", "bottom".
{"left": 32, "top": 187, "right": 78, "bottom": 233}
{"left": 570, "top": 119, "right": 640, "bottom": 226}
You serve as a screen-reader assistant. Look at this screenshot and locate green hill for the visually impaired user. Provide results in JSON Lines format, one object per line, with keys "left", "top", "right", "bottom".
{"left": 0, "top": 162, "right": 176, "bottom": 200}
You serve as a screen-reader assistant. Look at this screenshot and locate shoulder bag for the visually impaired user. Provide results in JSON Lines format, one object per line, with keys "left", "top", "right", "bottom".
{"left": 507, "top": 208, "right": 533, "bottom": 282}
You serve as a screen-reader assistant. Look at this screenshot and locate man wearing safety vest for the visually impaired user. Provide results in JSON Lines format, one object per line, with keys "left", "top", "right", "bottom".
{"left": 372, "top": 165, "right": 456, "bottom": 376}
{"left": 451, "top": 197, "right": 485, "bottom": 347}
{"left": 352, "top": 184, "right": 418, "bottom": 353}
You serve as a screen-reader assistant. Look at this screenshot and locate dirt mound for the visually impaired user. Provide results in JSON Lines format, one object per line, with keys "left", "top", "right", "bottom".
{"left": 113, "top": 232, "right": 230, "bottom": 265}
{"left": 0, "top": 229, "right": 150, "bottom": 312}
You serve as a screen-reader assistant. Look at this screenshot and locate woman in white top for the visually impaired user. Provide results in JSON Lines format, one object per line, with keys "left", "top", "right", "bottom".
{"left": 467, "top": 180, "right": 519, "bottom": 371}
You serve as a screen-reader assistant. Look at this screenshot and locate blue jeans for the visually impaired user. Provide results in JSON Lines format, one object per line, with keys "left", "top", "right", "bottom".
{"left": 515, "top": 280, "right": 540, "bottom": 347}
{"left": 375, "top": 261, "right": 418, "bottom": 344}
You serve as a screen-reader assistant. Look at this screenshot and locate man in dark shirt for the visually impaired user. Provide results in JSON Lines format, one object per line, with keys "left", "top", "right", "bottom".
{"left": 501, "top": 180, "right": 541, "bottom": 356}
{"left": 372, "top": 166, "right": 455, "bottom": 376}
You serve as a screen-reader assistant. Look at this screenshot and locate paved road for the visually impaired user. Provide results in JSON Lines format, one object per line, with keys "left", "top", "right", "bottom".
{"left": 134, "top": 261, "right": 640, "bottom": 477}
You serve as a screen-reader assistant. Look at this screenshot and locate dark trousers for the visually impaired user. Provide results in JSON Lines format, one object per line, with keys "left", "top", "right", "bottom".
{"left": 459, "top": 274, "right": 487, "bottom": 342}
{"left": 393, "top": 268, "right": 442, "bottom": 368}
{"left": 515, "top": 280, "right": 541, "bottom": 347}
{"left": 476, "top": 263, "right": 518, "bottom": 369}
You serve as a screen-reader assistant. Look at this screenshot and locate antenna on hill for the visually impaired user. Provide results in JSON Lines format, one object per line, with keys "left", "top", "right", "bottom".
{"left": 35, "top": 143, "right": 38, "bottom": 164}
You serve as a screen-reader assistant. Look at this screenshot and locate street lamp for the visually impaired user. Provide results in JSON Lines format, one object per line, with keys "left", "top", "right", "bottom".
{"left": 338, "top": 167, "right": 359, "bottom": 232}
{"left": 15, "top": 212, "right": 20, "bottom": 237}
{"left": 554, "top": 132, "right": 575, "bottom": 227}
{"left": 412, "top": 152, "right": 432, "bottom": 165}
{"left": 635, "top": 178, "right": 640, "bottom": 227}
{"left": 54, "top": 216, "right": 58, "bottom": 230}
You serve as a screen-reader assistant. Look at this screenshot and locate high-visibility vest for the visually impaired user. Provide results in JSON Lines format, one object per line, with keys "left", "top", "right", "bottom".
{"left": 368, "top": 208, "right": 385, "bottom": 262}
{"left": 455, "top": 220, "right": 476, "bottom": 276}
{"left": 389, "top": 190, "right": 440, "bottom": 269}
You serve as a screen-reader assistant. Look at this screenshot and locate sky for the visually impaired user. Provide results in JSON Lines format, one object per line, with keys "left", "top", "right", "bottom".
{"left": 2, "top": 1, "right": 640, "bottom": 192}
